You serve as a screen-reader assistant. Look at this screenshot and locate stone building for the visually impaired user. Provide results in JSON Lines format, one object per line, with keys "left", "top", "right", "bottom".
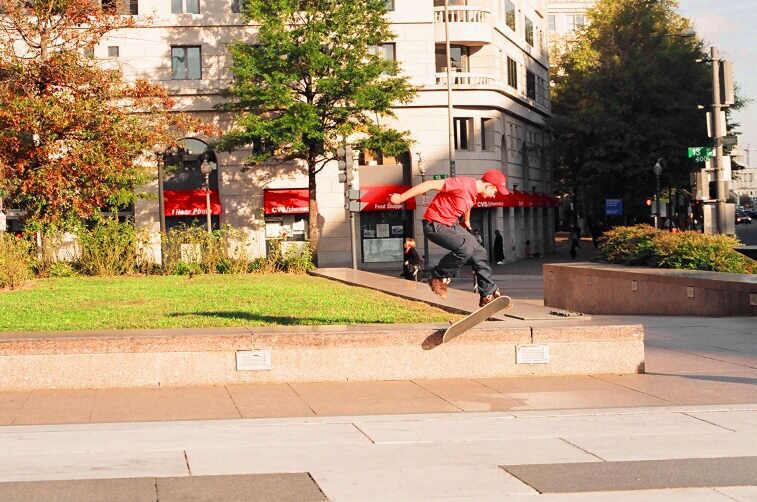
{"left": 98, "top": 0, "right": 555, "bottom": 268}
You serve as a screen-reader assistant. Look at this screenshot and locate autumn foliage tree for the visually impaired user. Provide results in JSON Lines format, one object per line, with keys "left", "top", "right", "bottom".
{"left": 0, "top": 0, "right": 212, "bottom": 229}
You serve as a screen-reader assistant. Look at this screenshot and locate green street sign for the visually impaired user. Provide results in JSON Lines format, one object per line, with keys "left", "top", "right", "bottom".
{"left": 688, "top": 147, "right": 715, "bottom": 162}
{"left": 432, "top": 174, "right": 448, "bottom": 180}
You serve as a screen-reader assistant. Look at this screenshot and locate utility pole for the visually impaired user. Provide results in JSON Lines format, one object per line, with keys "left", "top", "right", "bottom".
{"left": 711, "top": 46, "right": 727, "bottom": 235}
{"left": 444, "top": 0, "right": 456, "bottom": 177}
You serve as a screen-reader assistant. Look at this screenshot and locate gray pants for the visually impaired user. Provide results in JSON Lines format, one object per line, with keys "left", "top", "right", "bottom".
{"left": 422, "top": 219, "right": 497, "bottom": 297}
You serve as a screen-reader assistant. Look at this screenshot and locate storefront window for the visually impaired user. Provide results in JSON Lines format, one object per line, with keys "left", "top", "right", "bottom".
{"left": 360, "top": 211, "right": 408, "bottom": 263}
{"left": 264, "top": 214, "right": 308, "bottom": 242}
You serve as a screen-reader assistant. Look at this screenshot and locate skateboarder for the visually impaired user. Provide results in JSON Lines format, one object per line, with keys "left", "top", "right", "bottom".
{"left": 389, "top": 170, "right": 509, "bottom": 307}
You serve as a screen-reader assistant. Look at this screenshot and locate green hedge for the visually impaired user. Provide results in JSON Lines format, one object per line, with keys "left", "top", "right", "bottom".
{"left": 599, "top": 225, "right": 754, "bottom": 274}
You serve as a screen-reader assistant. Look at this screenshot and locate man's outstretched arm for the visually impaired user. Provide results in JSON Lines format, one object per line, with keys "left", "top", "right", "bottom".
{"left": 389, "top": 179, "right": 444, "bottom": 205}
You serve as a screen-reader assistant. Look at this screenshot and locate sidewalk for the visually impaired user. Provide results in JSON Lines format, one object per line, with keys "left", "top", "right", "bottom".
{"left": 1, "top": 247, "right": 755, "bottom": 500}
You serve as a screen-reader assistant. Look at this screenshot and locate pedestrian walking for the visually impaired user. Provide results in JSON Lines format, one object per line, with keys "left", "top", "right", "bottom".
{"left": 569, "top": 225, "right": 581, "bottom": 259}
{"left": 389, "top": 170, "right": 509, "bottom": 307}
{"left": 493, "top": 229, "right": 505, "bottom": 265}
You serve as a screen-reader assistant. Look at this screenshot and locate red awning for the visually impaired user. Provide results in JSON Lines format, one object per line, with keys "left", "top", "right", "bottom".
{"left": 164, "top": 190, "right": 222, "bottom": 217}
{"left": 475, "top": 190, "right": 511, "bottom": 208}
{"left": 360, "top": 185, "right": 416, "bottom": 212}
{"left": 264, "top": 188, "right": 309, "bottom": 215}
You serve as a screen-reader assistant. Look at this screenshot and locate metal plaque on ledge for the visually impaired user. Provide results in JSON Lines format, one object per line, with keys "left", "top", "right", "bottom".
{"left": 516, "top": 345, "right": 550, "bottom": 364}
{"left": 236, "top": 350, "right": 271, "bottom": 371}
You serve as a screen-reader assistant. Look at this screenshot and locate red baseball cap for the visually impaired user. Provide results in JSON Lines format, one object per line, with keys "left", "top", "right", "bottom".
{"left": 481, "top": 170, "right": 510, "bottom": 197}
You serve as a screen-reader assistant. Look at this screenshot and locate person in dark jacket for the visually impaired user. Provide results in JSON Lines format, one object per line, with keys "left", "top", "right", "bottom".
{"left": 494, "top": 229, "right": 505, "bottom": 264}
{"left": 402, "top": 237, "right": 423, "bottom": 281}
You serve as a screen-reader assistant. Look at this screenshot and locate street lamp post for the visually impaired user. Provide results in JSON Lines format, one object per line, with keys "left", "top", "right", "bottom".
{"left": 416, "top": 152, "right": 429, "bottom": 269}
{"left": 653, "top": 159, "right": 662, "bottom": 229}
{"left": 200, "top": 157, "right": 216, "bottom": 234}
{"left": 152, "top": 144, "right": 167, "bottom": 266}
{"left": 0, "top": 197, "right": 6, "bottom": 233}
{"left": 443, "top": 0, "right": 456, "bottom": 177}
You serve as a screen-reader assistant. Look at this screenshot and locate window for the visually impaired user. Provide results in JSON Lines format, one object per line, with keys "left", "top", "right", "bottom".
{"left": 526, "top": 70, "right": 536, "bottom": 99}
{"left": 102, "top": 0, "right": 137, "bottom": 15}
{"left": 568, "top": 14, "right": 585, "bottom": 31}
{"left": 369, "top": 43, "right": 396, "bottom": 62}
{"left": 435, "top": 44, "right": 469, "bottom": 72}
{"left": 172, "top": 0, "right": 199, "bottom": 14}
{"left": 481, "top": 118, "right": 493, "bottom": 151}
{"left": 504, "top": 0, "right": 515, "bottom": 31}
{"left": 524, "top": 16, "right": 534, "bottom": 46}
{"left": 507, "top": 57, "right": 517, "bottom": 89}
{"left": 107, "top": 46, "right": 119, "bottom": 57}
{"left": 548, "top": 14, "right": 555, "bottom": 32}
{"left": 171, "top": 46, "right": 202, "bottom": 80}
{"left": 385, "top": 0, "right": 394, "bottom": 10}
{"left": 231, "top": 0, "right": 239, "bottom": 12}
{"left": 454, "top": 118, "right": 472, "bottom": 151}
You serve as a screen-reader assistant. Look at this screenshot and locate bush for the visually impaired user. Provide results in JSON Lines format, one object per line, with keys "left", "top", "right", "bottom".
{"left": 598, "top": 224, "right": 659, "bottom": 265}
{"left": 77, "top": 216, "right": 150, "bottom": 276}
{"left": 0, "top": 233, "right": 34, "bottom": 289}
{"left": 249, "top": 238, "right": 314, "bottom": 274}
{"left": 599, "top": 225, "right": 754, "bottom": 274}
{"left": 162, "top": 224, "right": 253, "bottom": 275}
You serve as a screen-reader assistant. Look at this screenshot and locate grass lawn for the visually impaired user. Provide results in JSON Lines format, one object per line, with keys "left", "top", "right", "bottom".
{"left": 0, "top": 274, "right": 459, "bottom": 331}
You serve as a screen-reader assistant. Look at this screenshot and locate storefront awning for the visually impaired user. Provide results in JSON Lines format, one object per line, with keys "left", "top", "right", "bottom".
{"left": 360, "top": 185, "right": 416, "bottom": 212}
{"left": 264, "top": 188, "right": 310, "bottom": 215}
{"left": 164, "top": 190, "right": 222, "bottom": 216}
{"left": 475, "top": 190, "right": 560, "bottom": 208}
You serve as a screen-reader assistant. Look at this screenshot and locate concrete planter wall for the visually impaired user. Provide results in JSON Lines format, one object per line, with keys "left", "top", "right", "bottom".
{"left": 544, "top": 263, "right": 757, "bottom": 316}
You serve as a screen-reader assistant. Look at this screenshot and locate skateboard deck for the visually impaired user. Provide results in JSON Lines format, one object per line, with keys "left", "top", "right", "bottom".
{"left": 442, "top": 295, "right": 511, "bottom": 343}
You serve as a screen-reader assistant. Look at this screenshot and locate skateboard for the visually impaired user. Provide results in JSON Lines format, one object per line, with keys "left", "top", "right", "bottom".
{"left": 442, "top": 295, "right": 511, "bottom": 343}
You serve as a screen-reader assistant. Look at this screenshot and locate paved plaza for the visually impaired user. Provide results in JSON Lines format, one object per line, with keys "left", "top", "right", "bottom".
{"left": 1, "top": 245, "right": 755, "bottom": 500}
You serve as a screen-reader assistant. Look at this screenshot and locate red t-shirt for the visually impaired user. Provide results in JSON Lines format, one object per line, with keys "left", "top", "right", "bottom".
{"left": 424, "top": 176, "right": 478, "bottom": 226}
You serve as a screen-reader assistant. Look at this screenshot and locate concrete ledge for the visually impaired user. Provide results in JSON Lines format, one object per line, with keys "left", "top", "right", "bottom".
{"left": 0, "top": 323, "right": 644, "bottom": 390}
{"left": 544, "top": 263, "right": 757, "bottom": 316}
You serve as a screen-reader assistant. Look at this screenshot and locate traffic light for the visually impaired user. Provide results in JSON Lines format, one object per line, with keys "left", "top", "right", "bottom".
{"left": 337, "top": 146, "right": 361, "bottom": 211}
{"left": 719, "top": 60, "right": 735, "bottom": 106}
{"left": 645, "top": 197, "right": 653, "bottom": 207}
{"left": 337, "top": 146, "right": 355, "bottom": 187}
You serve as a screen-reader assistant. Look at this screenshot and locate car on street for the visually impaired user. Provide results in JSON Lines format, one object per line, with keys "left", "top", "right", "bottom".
{"left": 736, "top": 211, "right": 752, "bottom": 224}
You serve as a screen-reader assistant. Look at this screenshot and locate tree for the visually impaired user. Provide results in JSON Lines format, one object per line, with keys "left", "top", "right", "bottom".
{"left": 218, "top": 0, "right": 417, "bottom": 258}
{"left": 550, "top": 0, "right": 716, "bottom": 223}
{"left": 0, "top": 0, "right": 212, "bottom": 229}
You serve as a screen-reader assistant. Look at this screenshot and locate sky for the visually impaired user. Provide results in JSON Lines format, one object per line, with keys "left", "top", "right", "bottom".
{"left": 676, "top": 0, "right": 757, "bottom": 168}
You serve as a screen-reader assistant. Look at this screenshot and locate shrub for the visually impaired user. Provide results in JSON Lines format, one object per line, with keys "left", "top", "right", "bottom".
{"left": 249, "top": 238, "right": 314, "bottom": 274}
{"left": 598, "top": 225, "right": 754, "bottom": 274}
{"left": 0, "top": 233, "right": 34, "bottom": 289}
{"left": 162, "top": 224, "right": 253, "bottom": 275}
{"left": 599, "top": 224, "right": 658, "bottom": 265}
{"left": 77, "top": 216, "right": 150, "bottom": 276}
{"left": 653, "top": 231, "right": 753, "bottom": 274}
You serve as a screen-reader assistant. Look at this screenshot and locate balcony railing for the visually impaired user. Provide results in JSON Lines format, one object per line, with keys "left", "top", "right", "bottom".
{"left": 435, "top": 72, "right": 496, "bottom": 86}
{"left": 433, "top": 6, "right": 490, "bottom": 25}
{"left": 432, "top": 72, "right": 551, "bottom": 113}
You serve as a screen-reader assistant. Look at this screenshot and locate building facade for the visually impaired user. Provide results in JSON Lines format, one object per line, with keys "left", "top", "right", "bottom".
{"left": 546, "top": 0, "right": 594, "bottom": 53}
{"left": 733, "top": 168, "right": 757, "bottom": 201}
{"left": 99, "top": 0, "right": 554, "bottom": 268}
